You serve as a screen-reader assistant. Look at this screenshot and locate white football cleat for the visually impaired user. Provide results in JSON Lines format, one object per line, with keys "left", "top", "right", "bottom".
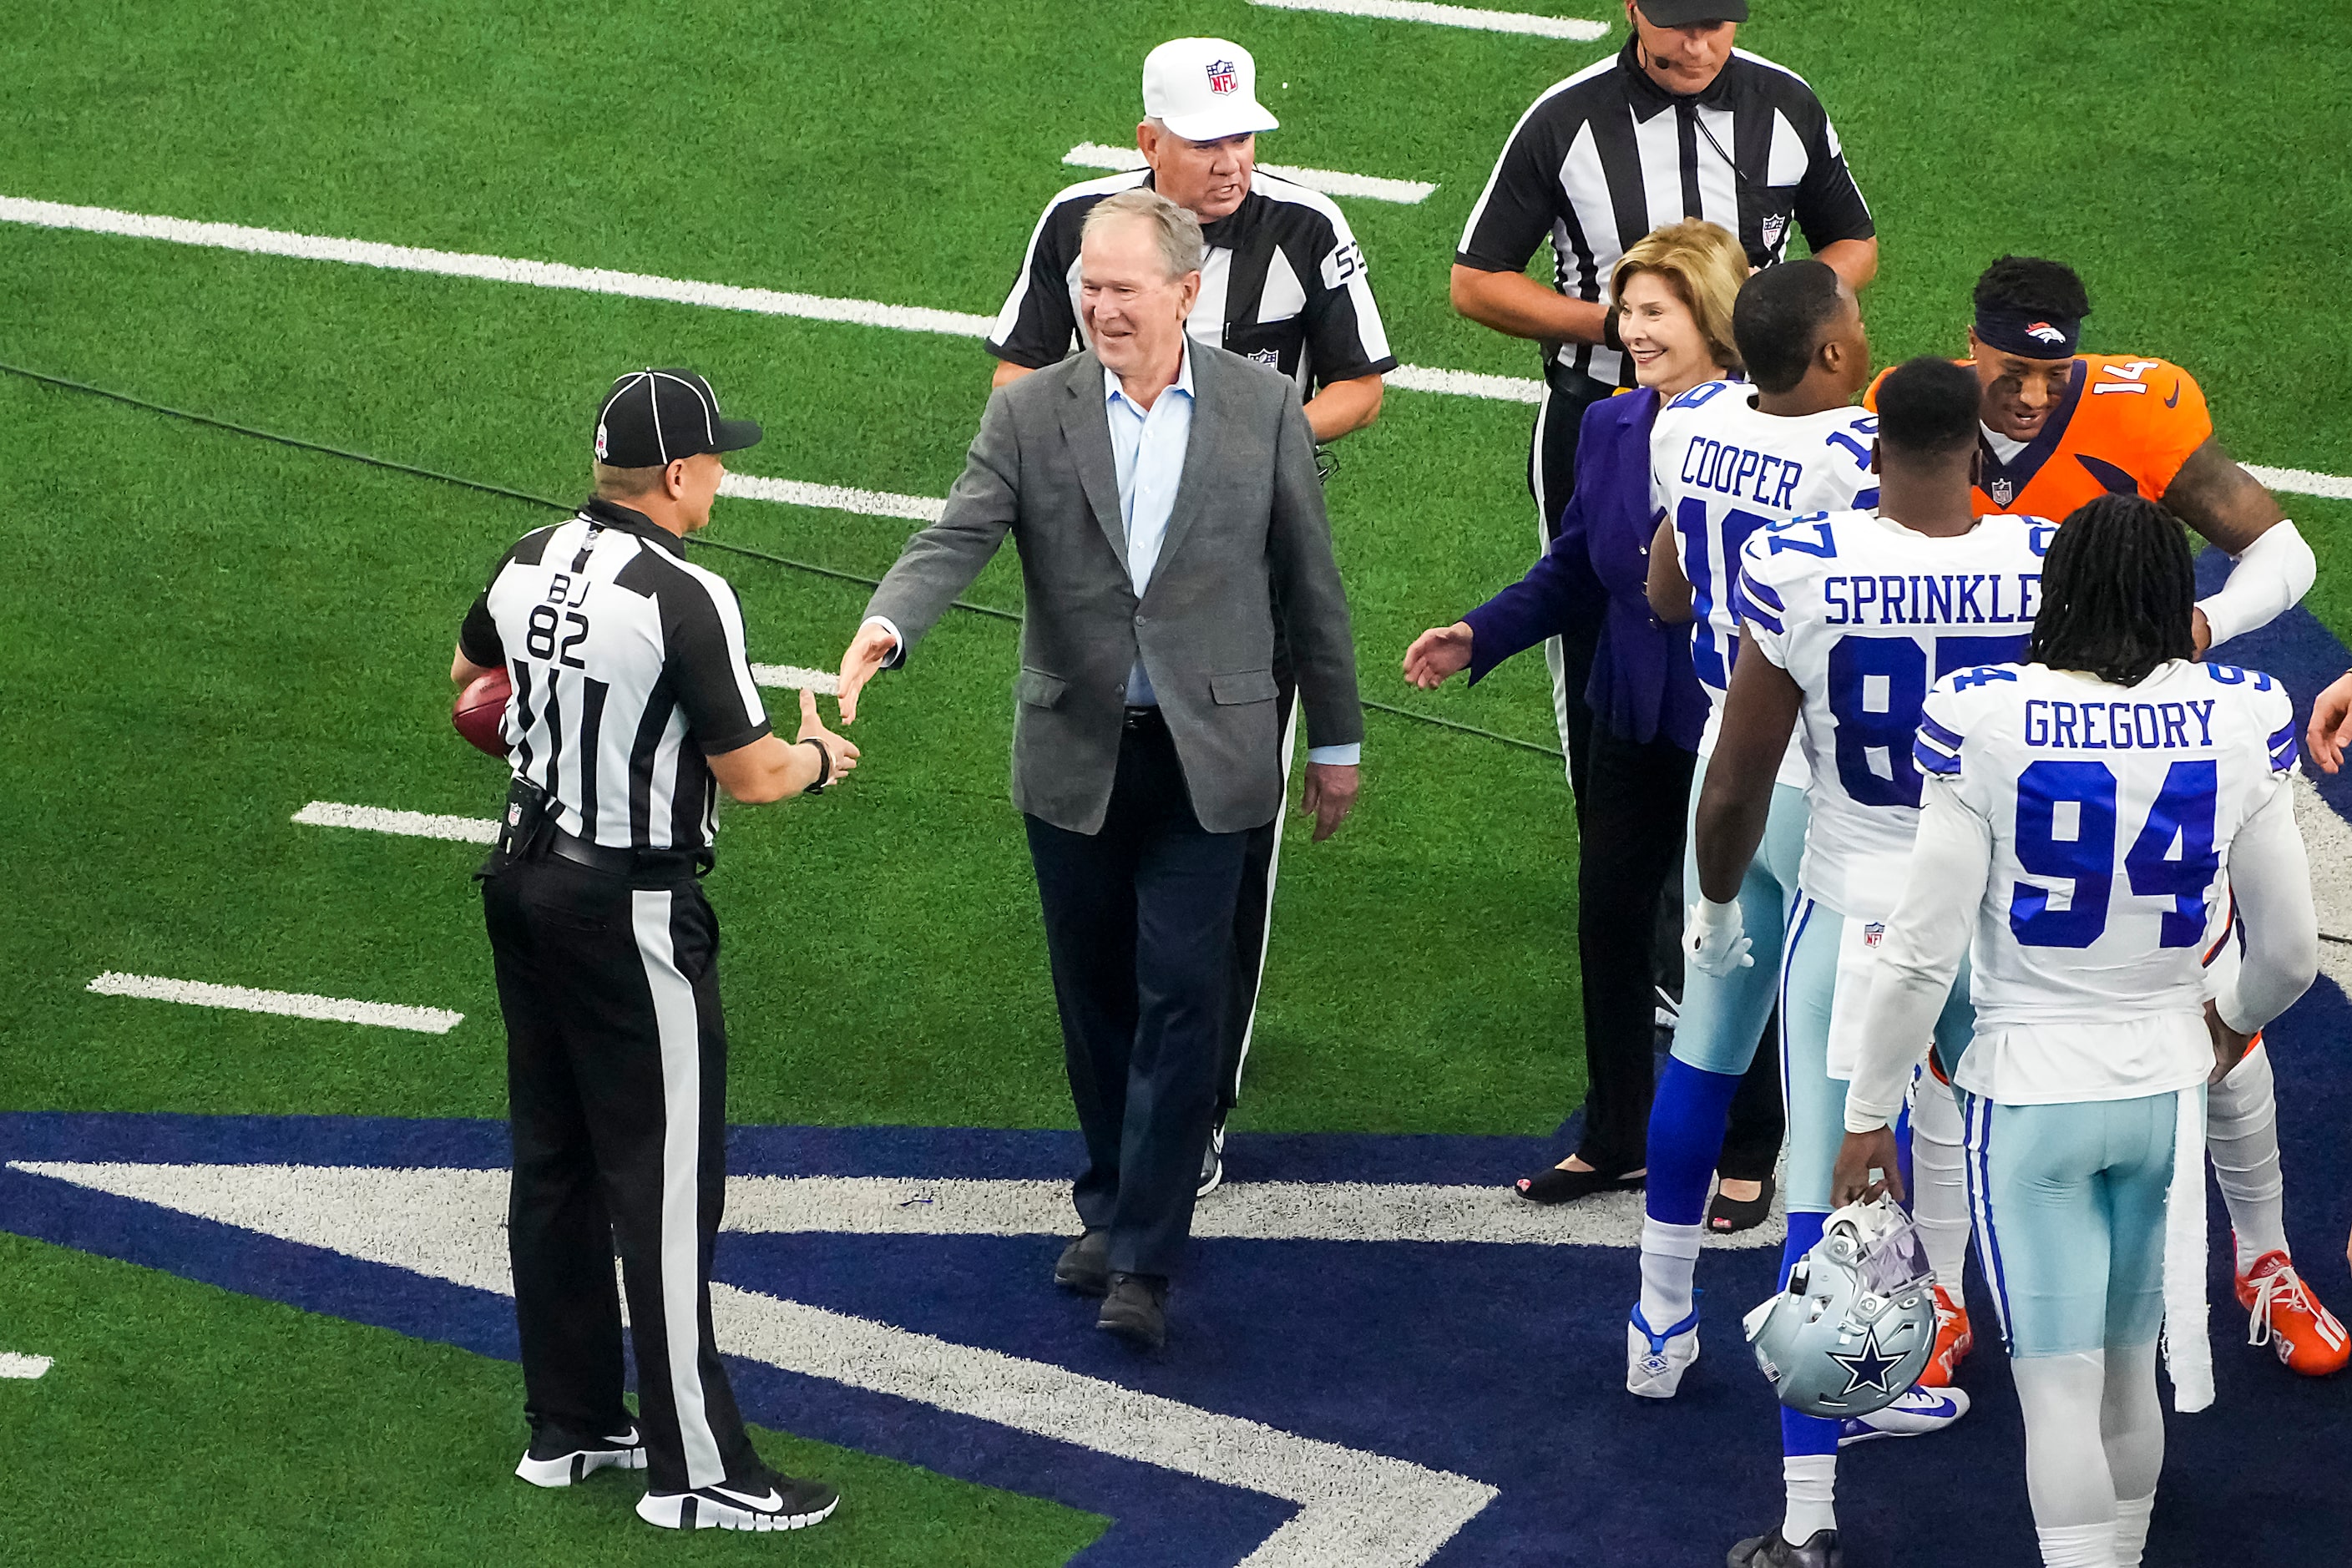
{"left": 1627, "top": 1301, "right": 1702, "bottom": 1399}
{"left": 636, "top": 1472, "right": 840, "bottom": 1531}
{"left": 1838, "top": 1383, "right": 1970, "bottom": 1446}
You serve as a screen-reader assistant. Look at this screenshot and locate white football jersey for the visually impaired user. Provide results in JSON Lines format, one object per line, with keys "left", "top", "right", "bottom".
{"left": 1736, "top": 508, "right": 2054, "bottom": 918}
{"left": 1915, "top": 659, "right": 2298, "bottom": 1102}
{"left": 1651, "top": 380, "right": 1882, "bottom": 787}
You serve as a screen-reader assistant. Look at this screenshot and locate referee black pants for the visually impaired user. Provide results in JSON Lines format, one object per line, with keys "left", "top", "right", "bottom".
{"left": 483, "top": 853, "right": 759, "bottom": 1495}
{"left": 1216, "top": 670, "right": 1299, "bottom": 1119}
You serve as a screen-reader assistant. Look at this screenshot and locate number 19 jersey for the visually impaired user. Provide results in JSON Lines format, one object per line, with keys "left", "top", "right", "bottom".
{"left": 1733, "top": 508, "right": 2051, "bottom": 919}
{"left": 1650, "top": 380, "right": 1882, "bottom": 786}
{"left": 1914, "top": 659, "right": 2297, "bottom": 1103}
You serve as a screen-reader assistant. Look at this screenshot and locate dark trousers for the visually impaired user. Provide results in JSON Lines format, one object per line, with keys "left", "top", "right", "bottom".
{"left": 1216, "top": 673, "right": 1299, "bottom": 1115}
{"left": 1719, "top": 1012, "right": 1788, "bottom": 1182}
{"left": 484, "top": 854, "right": 758, "bottom": 1495}
{"left": 1025, "top": 710, "right": 1250, "bottom": 1278}
{"left": 1533, "top": 364, "right": 1616, "bottom": 808}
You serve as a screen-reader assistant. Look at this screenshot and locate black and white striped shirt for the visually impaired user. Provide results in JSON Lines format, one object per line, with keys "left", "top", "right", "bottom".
{"left": 1457, "top": 38, "right": 1874, "bottom": 387}
{"left": 458, "top": 499, "right": 769, "bottom": 852}
{"left": 989, "top": 169, "right": 1397, "bottom": 394}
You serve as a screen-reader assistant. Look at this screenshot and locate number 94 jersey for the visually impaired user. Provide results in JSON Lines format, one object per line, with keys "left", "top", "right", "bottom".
{"left": 1732, "top": 508, "right": 2052, "bottom": 919}
{"left": 1914, "top": 659, "right": 2297, "bottom": 1100}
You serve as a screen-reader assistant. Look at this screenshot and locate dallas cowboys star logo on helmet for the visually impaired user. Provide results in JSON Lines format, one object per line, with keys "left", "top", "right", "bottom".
{"left": 1828, "top": 1325, "right": 1906, "bottom": 1397}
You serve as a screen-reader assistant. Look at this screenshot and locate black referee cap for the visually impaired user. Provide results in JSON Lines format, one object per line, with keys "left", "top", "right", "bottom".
{"left": 1636, "top": 0, "right": 1748, "bottom": 21}
{"left": 593, "top": 368, "right": 762, "bottom": 468}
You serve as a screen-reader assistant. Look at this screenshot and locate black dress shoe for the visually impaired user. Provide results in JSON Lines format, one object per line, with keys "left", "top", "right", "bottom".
{"left": 1097, "top": 1272, "right": 1168, "bottom": 1350}
{"left": 1727, "top": 1526, "right": 1840, "bottom": 1567}
{"left": 1515, "top": 1162, "right": 1646, "bottom": 1204}
{"left": 1054, "top": 1228, "right": 1110, "bottom": 1297}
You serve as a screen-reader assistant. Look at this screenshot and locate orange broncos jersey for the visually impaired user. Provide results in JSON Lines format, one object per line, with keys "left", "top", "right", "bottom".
{"left": 1865, "top": 355, "right": 2213, "bottom": 521}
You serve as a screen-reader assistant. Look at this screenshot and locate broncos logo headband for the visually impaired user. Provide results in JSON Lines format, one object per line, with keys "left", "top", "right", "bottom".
{"left": 1975, "top": 306, "right": 2081, "bottom": 360}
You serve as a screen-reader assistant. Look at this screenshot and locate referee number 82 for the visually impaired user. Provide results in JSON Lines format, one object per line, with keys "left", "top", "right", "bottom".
{"left": 525, "top": 601, "right": 590, "bottom": 668}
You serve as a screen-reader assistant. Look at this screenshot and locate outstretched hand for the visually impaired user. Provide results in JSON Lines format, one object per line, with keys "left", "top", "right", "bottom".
{"left": 796, "top": 688, "right": 860, "bottom": 781}
{"left": 1402, "top": 622, "right": 1474, "bottom": 690}
{"left": 836, "top": 620, "right": 901, "bottom": 725}
{"left": 1833, "top": 1126, "right": 1904, "bottom": 1207}
{"left": 2307, "top": 669, "right": 2352, "bottom": 774}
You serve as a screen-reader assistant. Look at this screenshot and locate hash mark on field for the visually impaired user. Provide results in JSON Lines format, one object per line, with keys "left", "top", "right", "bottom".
{"left": 749, "top": 665, "right": 839, "bottom": 695}
{"left": 2245, "top": 464, "right": 2352, "bottom": 501}
{"left": 0, "top": 1354, "right": 52, "bottom": 1379}
{"left": 1063, "top": 144, "right": 1437, "bottom": 205}
{"left": 85, "top": 973, "right": 463, "bottom": 1034}
{"left": 721, "top": 473, "right": 944, "bottom": 522}
{"left": 293, "top": 801, "right": 497, "bottom": 844}
{"left": 1250, "top": 0, "right": 1610, "bottom": 41}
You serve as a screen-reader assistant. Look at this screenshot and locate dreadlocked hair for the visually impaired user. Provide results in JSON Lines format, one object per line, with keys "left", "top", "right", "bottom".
{"left": 2027, "top": 494, "right": 2198, "bottom": 687}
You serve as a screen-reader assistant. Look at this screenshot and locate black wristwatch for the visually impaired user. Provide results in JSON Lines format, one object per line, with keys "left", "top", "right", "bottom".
{"left": 799, "top": 737, "right": 831, "bottom": 794}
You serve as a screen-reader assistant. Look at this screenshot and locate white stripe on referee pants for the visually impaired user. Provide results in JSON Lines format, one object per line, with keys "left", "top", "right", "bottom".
{"left": 632, "top": 888, "right": 727, "bottom": 1489}
{"left": 1229, "top": 700, "right": 1302, "bottom": 1100}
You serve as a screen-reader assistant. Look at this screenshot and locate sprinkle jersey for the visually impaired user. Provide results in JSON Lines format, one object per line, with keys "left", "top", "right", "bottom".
{"left": 1865, "top": 356, "right": 2212, "bottom": 521}
{"left": 1910, "top": 659, "right": 2298, "bottom": 1104}
{"left": 1651, "top": 378, "right": 1882, "bottom": 786}
{"left": 1733, "top": 508, "right": 2052, "bottom": 918}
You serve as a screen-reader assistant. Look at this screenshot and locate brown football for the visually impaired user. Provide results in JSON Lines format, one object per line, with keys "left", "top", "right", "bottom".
{"left": 453, "top": 669, "right": 512, "bottom": 758}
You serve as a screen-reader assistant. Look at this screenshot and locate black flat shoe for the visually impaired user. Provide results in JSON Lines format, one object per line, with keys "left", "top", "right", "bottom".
{"left": 1727, "top": 1526, "right": 1839, "bottom": 1567}
{"left": 1097, "top": 1272, "right": 1168, "bottom": 1351}
{"left": 1708, "top": 1174, "right": 1776, "bottom": 1235}
{"left": 1515, "top": 1163, "right": 1646, "bottom": 1204}
{"left": 1054, "top": 1228, "right": 1110, "bottom": 1296}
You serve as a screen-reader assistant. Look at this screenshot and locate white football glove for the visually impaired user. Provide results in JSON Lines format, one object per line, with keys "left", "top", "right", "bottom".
{"left": 1684, "top": 897, "right": 1753, "bottom": 978}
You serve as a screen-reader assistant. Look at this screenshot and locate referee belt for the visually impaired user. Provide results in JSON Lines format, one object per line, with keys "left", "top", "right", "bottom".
{"left": 545, "top": 827, "right": 710, "bottom": 882}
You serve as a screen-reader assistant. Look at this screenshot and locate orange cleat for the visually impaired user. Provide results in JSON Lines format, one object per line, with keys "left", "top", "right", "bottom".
{"left": 2237, "top": 1251, "right": 2351, "bottom": 1377}
{"left": 1915, "top": 1285, "right": 1974, "bottom": 1388}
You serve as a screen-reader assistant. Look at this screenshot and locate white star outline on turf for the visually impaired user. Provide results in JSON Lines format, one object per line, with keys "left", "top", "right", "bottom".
{"left": 1828, "top": 1325, "right": 1905, "bottom": 1397}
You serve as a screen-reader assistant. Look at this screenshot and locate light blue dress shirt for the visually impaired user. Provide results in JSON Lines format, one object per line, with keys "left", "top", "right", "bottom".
{"left": 1103, "top": 346, "right": 1358, "bottom": 766}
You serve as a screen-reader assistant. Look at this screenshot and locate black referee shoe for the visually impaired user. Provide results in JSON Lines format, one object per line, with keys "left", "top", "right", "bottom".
{"left": 513, "top": 1419, "right": 645, "bottom": 1488}
{"left": 636, "top": 1470, "right": 839, "bottom": 1532}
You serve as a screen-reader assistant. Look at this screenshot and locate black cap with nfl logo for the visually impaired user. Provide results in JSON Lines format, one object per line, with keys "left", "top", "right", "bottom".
{"left": 1636, "top": 0, "right": 1748, "bottom": 21}
{"left": 594, "top": 368, "right": 762, "bottom": 468}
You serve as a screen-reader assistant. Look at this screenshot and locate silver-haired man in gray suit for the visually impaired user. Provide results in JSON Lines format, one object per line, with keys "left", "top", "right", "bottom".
{"left": 836, "top": 187, "right": 1363, "bottom": 1350}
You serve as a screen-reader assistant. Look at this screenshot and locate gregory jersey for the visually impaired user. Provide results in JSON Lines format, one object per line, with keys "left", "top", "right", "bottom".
{"left": 1865, "top": 356, "right": 2212, "bottom": 520}
{"left": 1914, "top": 659, "right": 2297, "bottom": 1103}
{"left": 1734, "top": 508, "right": 2051, "bottom": 918}
{"left": 1651, "top": 378, "right": 1882, "bottom": 787}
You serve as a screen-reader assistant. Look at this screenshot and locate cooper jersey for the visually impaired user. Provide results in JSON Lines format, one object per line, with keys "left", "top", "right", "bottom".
{"left": 1650, "top": 378, "right": 1882, "bottom": 785}
{"left": 1734, "top": 508, "right": 2051, "bottom": 918}
{"left": 1914, "top": 659, "right": 2296, "bottom": 1101}
{"left": 1865, "top": 356, "right": 2212, "bottom": 520}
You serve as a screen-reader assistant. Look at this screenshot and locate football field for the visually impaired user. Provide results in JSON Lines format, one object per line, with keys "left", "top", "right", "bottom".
{"left": 3, "top": 2, "right": 2351, "bottom": 1563}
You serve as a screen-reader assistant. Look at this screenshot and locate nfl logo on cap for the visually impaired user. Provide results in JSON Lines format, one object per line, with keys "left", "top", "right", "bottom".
{"left": 1206, "top": 58, "right": 1237, "bottom": 95}
{"left": 1141, "top": 38, "right": 1279, "bottom": 142}
{"left": 594, "top": 422, "right": 609, "bottom": 461}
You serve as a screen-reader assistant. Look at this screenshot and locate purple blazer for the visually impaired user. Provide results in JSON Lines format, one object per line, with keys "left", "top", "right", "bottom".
{"left": 1459, "top": 387, "right": 1707, "bottom": 751}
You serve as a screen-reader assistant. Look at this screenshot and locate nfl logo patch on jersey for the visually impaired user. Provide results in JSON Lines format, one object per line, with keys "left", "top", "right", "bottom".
{"left": 1864, "top": 922, "right": 1885, "bottom": 949}
{"left": 1206, "top": 59, "right": 1237, "bottom": 95}
{"left": 1762, "top": 213, "right": 1788, "bottom": 250}
{"left": 1249, "top": 347, "right": 1279, "bottom": 369}
{"left": 1989, "top": 478, "right": 2014, "bottom": 507}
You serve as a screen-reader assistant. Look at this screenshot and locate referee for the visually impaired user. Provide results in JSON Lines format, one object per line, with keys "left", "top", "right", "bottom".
{"left": 990, "top": 36, "right": 1392, "bottom": 1194}
{"left": 1452, "top": 0, "right": 1877, "bottom": 787}
{"left": 451, "top": 369, "right": 857, "bottom": 1535}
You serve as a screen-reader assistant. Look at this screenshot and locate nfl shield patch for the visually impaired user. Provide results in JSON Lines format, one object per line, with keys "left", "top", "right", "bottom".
{"left": 594, "top": 422, "right": 608, "bottom": 461}
{"left": 1206, "top": 59, "right": 1238, "bottom": 95}
{"left": 1762, "top": 213, "right": 1788, "bottom": 251}
{"left": 1863, "top": 922, "right": 1885, "bottom": 950}
{"left": 1990, "top": 478, "right": 2015, "bottom": 508}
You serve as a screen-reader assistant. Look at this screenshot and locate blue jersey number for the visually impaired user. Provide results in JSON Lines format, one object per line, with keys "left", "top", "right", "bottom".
{"left": 1826, "top": 635, "right": 2028, "bottom": 807}
{"left": 2010, "top": 759, "right": 2220, "bottom": 949}
{"left": 1677, "top": 496, "right": 1775, "bottom": 690}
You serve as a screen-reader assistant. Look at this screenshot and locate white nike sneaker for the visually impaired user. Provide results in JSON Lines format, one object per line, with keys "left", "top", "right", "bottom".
{"left": 513, "top": 1421, "right": 645, "bottom": 1487}
{"left": 1838, "top": 1384, "right": 1970, "bottom": 1446}
{"left": 636, "top": 1472, "right": 840, "bottom": 1531}
{"left": 1626, "top": 1302, "right": 1702, "bottom": 1399}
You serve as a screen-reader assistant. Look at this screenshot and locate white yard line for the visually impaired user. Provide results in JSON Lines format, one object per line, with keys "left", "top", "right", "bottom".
{"left": 1249, "top": 0, "right": 1609, "bottom": 41}
{"left": 84, "top": 973, "right": 462, "bottom": 1034}
{"left": 14, "top": 1159, "right": 1499, "bottom": 1567}
{"left": 749, "top": 664, "right": 840, "bottom": 695}
{"left": 292, "top": 801, "right": 498, "bottom": 844}
{"left": 0, "top": 1354, "right": 53, "bottom": 1379}
{"left": 7, "top": 194, "right": 2348, "bottom": 498}
{"left": 1062, "top": 143, "right": 1436, "bottom": 206}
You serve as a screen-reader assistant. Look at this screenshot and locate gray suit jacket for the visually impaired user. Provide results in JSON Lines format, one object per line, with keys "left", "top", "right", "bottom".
{"left": 866, "top": 345, "right": 1363, "bottom": 836}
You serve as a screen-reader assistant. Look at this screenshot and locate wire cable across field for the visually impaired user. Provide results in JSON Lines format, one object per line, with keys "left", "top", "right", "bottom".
{"left": 0, "top": 359, "right": 1566, "bottom": 760}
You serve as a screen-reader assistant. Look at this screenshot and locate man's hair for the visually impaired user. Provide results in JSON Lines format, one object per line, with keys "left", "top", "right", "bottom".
{"left": 2028, "top": 495, "right": 2197, "bottom": 686}
{"left": 1973, "top": 255, "right": 2093, "bottom": 324}
{"left": 1732, "top": 260, "right": 1845, "bottom": 395}
{"left": 593, "top": 460, "right": 666, "bottom": 499}
{"left": 1610, "top": 219, "right": 1747, "bottom": 375}
{"left": 1081, "top": 188, "right": 1205, "bottom": 280}
{"left": 1874, "top": 357, "right": 1982, "bottom": 458}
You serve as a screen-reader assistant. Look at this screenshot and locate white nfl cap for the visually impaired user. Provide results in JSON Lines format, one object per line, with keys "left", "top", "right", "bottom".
{"left": 1142, "top": 38, "right": 1278, "bottom": 143}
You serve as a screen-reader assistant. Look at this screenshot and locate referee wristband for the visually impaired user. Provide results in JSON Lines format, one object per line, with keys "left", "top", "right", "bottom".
{"left": 798, "top": 738, "right": 832, "bottom": 794}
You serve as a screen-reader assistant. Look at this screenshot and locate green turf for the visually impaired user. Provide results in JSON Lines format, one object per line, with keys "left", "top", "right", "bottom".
{"left": 0, "top": 1232, "right": 1105, "bottom": 1565}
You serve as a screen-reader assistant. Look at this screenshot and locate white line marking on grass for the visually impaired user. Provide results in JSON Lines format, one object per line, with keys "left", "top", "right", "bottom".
{"left": 1064, "top": 143, "right": 1437, "bottom": 205}
{"left": 749, "top": 665, "right": 840, "bottom": 695}
{"left": 0, "top": 1354, "right": 52, "bottom": 1379}
{"left": 2246, "top": 464, "right": 2352, "bottom": 502}
{"left": 15, "top": 1159, "right": 1499, "bottom": 1567}
{"left": 83, "top": 974, "right": 462, "bottom": 1034}
{"left": 292, "top": 801, "right": 498, "bottom": 844}
{"left": 1385, "top": 363, "right": 1545, "bottom": 403}
{"left": 1250, "top": 0, "right": 1609, "bottom": 40}
{"left": 719, "top": 472, "right": 945, "bottom": 521}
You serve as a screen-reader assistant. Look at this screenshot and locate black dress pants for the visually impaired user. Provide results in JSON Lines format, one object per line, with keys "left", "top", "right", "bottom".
{"left": 1025, "top": 710, "right": 1250, "bottom": 1279}
{"left": 484, "top": 852, "right": 759, "bottom": 1495}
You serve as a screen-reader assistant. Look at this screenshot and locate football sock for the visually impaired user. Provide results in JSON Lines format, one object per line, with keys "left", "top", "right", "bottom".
{"left": 2207, "top": 1047, "right": 2289, "bottom": 1269}
{"left": 2012, "top": 1351, "right": 2117, "bottom": 1531}
{"left": 2035, "top": 1522, "right": 2119, "bottom": 1567}
{"left": 1909, "top": 1079, "right": 1970, "bottom": 1292}
{"left": 1646, "top": 1056, "right": 1744, "bottom": 1227}
{"left": 1638, "top": 1219, "right": 1705, "bottom": 1333}
{"left": 1777, "top": 1212, "right": 1843, "bottom": 1467}
{"left": 1780, "top": 1454, "right": 1835, "bottom": 1542}
{"left": 2112, "top": 1495, "right": 2153, "bottom": 1568}
{"left": 2099, "top": 1342, "right": 2164, "bottom": 1506}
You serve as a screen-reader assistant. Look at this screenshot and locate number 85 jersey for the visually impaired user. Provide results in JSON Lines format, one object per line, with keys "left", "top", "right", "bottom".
{"left": 1732, "top": 508, "right": 2051, "bottom": 920}
{"left": 1914, "top": 659, "right": 2298, "bottom": 1102}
